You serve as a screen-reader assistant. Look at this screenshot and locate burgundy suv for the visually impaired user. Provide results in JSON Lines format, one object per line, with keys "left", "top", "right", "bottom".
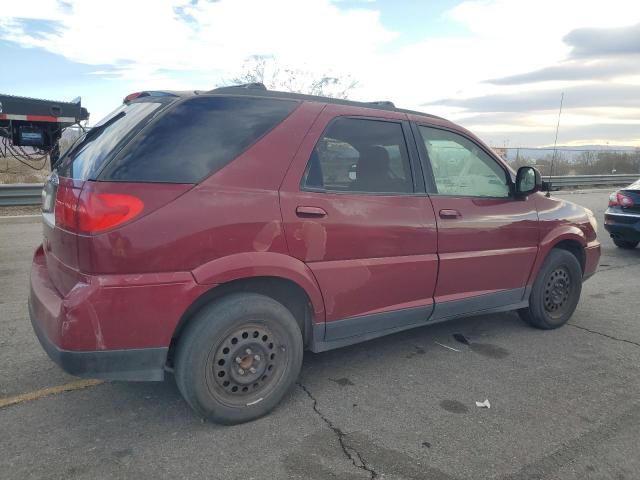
{"left": 29, "top": 83, "right": 600, "bottom": 424}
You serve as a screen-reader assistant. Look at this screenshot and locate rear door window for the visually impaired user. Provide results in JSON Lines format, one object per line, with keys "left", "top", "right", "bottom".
{"left": 302, "top": 117, "right": 414, "bottom": 194}
{"left": 99, "top": 96, "right": 299, "bottom": 183}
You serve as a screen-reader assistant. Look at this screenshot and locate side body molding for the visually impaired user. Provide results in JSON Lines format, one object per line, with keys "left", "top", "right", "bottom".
{"left": 191, "top": 251, "right": 326, "bottom": 323}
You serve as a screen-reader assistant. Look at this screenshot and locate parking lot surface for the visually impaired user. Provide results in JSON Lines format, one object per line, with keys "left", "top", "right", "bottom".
{"left": 1, "top": 189, "right": 639, "bottom": 479}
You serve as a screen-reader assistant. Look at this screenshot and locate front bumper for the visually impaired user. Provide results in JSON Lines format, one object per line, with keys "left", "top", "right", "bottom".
{"left": 583, "top": 240, "right": 601, "bottom": 281}
{"left": 28, "top": 245, "right": 209, "bottom": 381}
{"left": 604, "top": 209, "right": 640, "bottom": 242}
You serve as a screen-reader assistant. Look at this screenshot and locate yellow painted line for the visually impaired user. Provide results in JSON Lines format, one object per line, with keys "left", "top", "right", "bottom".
{"left": 0, "top": 379, "right": 104, "bottom": 409}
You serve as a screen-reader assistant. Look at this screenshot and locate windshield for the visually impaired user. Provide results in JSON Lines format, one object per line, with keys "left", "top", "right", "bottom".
{"left": 56, "top": 102, "right": 162, "bottom": 180}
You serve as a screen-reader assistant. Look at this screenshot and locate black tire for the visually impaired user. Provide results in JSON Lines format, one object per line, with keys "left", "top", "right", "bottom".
{"left": 613, "top": 238, "right": 639, "bottom": 249}
{"left": 519, "top": 249, "right": 582, "bottom": 330}
{"left": 175, "top": 293, "right": 303, "bottom": 425}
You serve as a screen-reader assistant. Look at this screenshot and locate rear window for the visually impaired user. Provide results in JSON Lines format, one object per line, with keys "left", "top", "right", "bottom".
{"left": 56, "top": 102, "right": 162, "bottom": 180}
{"left": 99, "top": 96, "right": 299, "bottom": 183}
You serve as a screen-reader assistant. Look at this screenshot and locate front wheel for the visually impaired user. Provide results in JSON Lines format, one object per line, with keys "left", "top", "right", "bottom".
{"left": 519, "top": 249, "right": 582, "bottom": 329}
{"left": 175, "top": 293, "right": 303, "bottom": 424}
{"left": 613, "top": 238, "right": 639, "bottom": 249}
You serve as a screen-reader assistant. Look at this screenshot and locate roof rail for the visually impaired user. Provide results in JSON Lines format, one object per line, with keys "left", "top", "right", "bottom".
{"left": 365, "top": 100, "right": 395, "bottom": 107}
{"left": 226, "top": 82, "right": 267, "bottom": 90}
{"left": 204, "top": 85, "right": 445, "bottom": 121}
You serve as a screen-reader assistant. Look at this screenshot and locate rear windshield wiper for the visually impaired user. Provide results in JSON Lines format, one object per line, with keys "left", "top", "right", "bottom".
{"left": 86, "top": 111, "right": 126, "bottom": 140}
{"left": 65, "top": 111, "right": 126, "bottom": 160}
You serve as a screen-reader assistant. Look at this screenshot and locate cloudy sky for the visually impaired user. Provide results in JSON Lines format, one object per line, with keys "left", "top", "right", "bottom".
{"left": 2, "top": 0, "right": 640, "bottom": 147}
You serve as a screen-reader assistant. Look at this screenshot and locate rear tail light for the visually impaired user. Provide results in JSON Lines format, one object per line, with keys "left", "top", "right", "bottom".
{"left": 52, "top": 183, "right": 144, "bottom": 234}
{"left": 54, "top": 183, "right": 80, "bottom": 230}
{"left": 609, "top": 191, "right": 634, "bottom": 208}
{"left": 77, "top": 192, "right": 144, "bottom": 233}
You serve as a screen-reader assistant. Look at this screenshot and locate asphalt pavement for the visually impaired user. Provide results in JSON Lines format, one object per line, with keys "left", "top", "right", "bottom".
{"left": 1, "top": 189, "right": 639, "bottom": 480}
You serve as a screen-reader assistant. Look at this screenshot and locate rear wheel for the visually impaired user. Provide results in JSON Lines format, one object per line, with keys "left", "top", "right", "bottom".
{"left": 613, "top": 238, "right": 639, "bottom": 249}
{"left": 519, "top": 249, "right": 582, "bottom": 330}
{"left": 175, "top": 293, "right": 303, "bottom": 424}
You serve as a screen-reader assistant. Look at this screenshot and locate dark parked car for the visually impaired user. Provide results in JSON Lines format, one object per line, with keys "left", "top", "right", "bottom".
{"left": 29, "top": 84, "right": 600, "bottom": 424}
{"left": 605, "top": 180, "right": 640, "bottom": 248}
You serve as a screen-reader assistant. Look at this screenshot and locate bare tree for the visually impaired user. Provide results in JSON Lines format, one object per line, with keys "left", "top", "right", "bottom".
{"left": 230, "top": 55, "right": 271, "bottom": 85}
{"left": 226, "top": 56, "right": 358, "bottom": 99}
{"left": 576, "top": 150, "right": 598, "bottom": 174}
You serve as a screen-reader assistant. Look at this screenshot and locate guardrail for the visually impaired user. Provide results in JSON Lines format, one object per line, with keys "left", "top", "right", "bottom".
{"left": 0, "top": 183, "right": 43, "bottom": 206}
{"left": 0, "top": 174, "right": 638, "bottom": 206}
{"left": 546, "top": 174, "right": 638, "bottom": 188}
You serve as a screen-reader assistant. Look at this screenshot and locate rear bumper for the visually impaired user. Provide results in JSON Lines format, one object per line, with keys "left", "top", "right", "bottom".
{"left": 29, "top": 245, "right": 209, "bottom": 381}
{"left": 29, "top": 299, "right": 167, "bottom": 381}
{"left": 604, "top": 210, "right": 640, "bottom": 242}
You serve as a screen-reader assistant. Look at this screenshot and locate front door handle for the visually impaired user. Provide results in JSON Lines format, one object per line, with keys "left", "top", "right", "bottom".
{"left": 439, "top": 209, "right": 462, "bottom": 219}
{"left": 296, "top": 206, "right": 327, "bottom": 218}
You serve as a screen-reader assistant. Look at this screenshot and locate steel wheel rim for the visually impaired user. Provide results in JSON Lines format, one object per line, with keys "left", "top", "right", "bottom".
{"left": 543, "top": 266, "right": 573, "bottom": 318}
{"left": 205, "top": 322, "right": 287, "bottom": 407}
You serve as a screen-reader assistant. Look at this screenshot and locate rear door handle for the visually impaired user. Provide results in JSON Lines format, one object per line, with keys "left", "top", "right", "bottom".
{"left": 296, "top": 206, "right": 327, "bottom": 218}
{"left": 439, "top": 209, "right": 462, "bottom": 219}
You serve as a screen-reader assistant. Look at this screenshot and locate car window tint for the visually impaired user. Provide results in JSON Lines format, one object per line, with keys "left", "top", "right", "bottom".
{"left": 303, "top": 117, "right": 413, "bottom": 194}
{"left": 100, "top": 96, "right": 298, "bottom": 183}
{"left": 56, "top": 102, "right": 162, "bottom": 180}
{"left": 418, "top": 126, "right": 509, "bottom": 198}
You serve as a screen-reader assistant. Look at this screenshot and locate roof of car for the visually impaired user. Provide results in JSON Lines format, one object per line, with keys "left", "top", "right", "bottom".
{"left": 205, "top": 83, "right": 446, "bottom": 121}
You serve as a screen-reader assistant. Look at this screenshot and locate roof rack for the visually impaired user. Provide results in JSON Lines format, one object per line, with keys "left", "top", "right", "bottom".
{"left": 206, "top": 84, "right": 445, "bottom": 121}
{"left": 365, "top": 101, "right": 395, "bottom": 108}
{"left": 222, "top": 82, "right": 267, "bottom": 91}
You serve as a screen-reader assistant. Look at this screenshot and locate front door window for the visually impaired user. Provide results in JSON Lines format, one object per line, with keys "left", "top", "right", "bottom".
{"left": 418, "top": 126, "right": 510, "bottom": 198}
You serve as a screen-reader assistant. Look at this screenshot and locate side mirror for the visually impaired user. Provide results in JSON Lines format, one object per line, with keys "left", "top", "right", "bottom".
{"left": 515, "top": 166, "right": 542, "bottom": 196}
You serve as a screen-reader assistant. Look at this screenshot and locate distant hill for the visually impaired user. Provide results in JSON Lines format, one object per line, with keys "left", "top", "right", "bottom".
{"left": 497, "top": 145, "right": 638, "bottom": 162}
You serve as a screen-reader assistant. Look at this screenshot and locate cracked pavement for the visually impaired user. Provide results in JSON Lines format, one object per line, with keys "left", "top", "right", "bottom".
{"left": 2, "top": 189, "right": 640, "bottom": 479}
{"left": 298, "top": 382, "right": 378, "bottom": 479}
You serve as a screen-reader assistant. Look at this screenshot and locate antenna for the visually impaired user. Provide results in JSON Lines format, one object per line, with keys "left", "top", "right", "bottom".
{"left": 546, "top": 92, "right": 564, "bottom": 197}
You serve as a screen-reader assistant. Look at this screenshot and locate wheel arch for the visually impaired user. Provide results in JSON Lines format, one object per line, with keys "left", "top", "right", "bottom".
{"left": 191, "top": 251, "right": 325, "bottom": 316}
{"left": 528, "top": 227, "right": 587, "bottom": 286}
{"left": 168, "top": 252, "right": 326, "bottom": 366}
{"left": 552, "top": 239, "right": 586, "bottom": 273}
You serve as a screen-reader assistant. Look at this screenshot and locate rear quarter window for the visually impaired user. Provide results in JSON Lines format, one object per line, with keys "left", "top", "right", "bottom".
{"left": 99, "top": 96, "right": 299, "bottom": 183}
